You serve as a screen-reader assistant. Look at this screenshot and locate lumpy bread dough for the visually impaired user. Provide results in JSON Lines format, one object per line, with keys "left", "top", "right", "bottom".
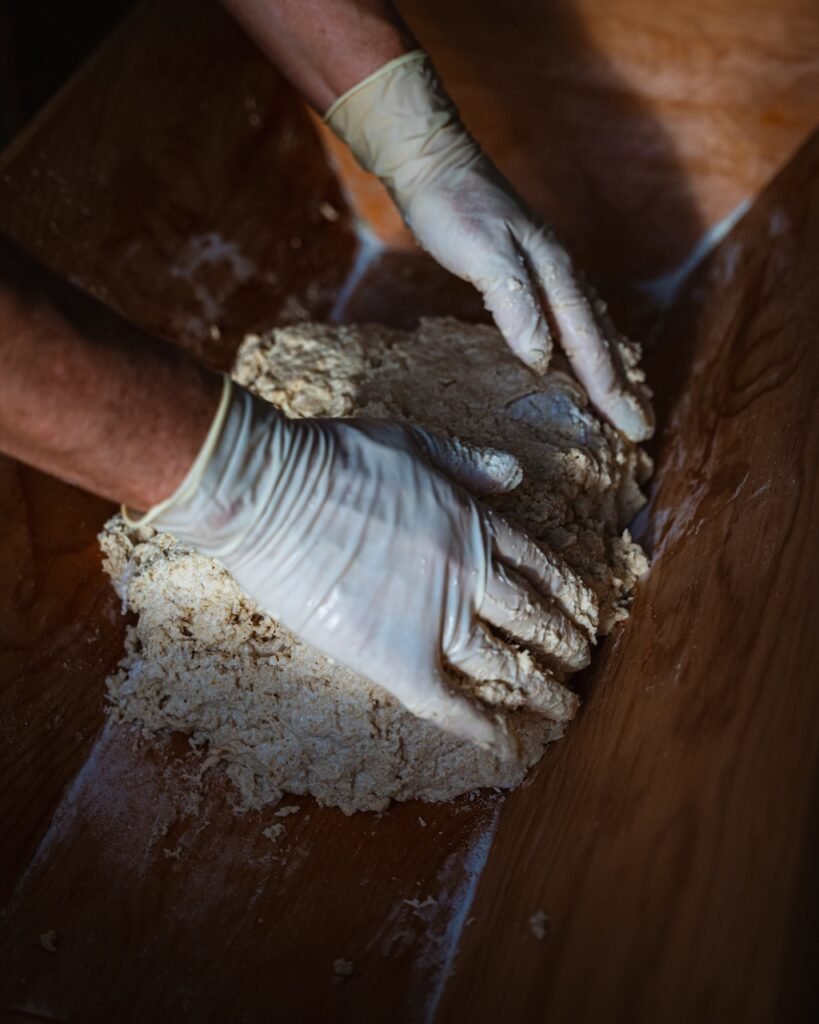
{"left": 100, "top": 318, "right": 651, "bottom": 814}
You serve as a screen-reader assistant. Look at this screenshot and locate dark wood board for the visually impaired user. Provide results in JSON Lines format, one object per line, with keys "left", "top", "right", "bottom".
{"left": 0, "top": 0, "right": 817, "bottom": 1021}
{"left": 333, "top": 0, "right": 819, "bottom": 283}
{"left": 438, "top": 132, "right": 819, "bottom": 1024}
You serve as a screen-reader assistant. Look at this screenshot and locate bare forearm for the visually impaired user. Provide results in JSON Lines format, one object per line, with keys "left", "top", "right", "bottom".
{"left": 222, "top": 0, "right": 413, "bottom": 112}
{"left": 0, "top": 236, "right": 222, "bottom": 510}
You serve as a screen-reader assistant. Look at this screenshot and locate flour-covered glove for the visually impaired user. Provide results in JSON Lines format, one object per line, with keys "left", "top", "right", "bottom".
{"left": 125, "top": 377, "right": 598, "bottom": 757}
{"left": 325, "top": 51, "right": 654, "bottom": 443}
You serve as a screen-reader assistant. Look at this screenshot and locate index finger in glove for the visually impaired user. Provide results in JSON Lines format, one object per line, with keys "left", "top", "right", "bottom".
{"left": 528, "top": 232, "right": 654, "bottom": 442}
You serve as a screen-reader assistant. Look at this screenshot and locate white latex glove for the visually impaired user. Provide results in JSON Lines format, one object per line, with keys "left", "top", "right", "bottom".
{"left": 325, "top": 51, "right": 654, "bottom": 443}
{"left": 125, "top": 377, "right": 598, "bottom": 757}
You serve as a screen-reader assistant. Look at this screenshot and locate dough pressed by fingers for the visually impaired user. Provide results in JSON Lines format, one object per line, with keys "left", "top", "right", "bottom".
{"left": 448, "top": 623, "right": 578, "bottom": 720}
{"left": 487, "top": 510, "right": 599, "bottom": 638}
{"left": 100, "top": 318, "right": 651, "bottom": 814}
{"left": 478, "top": 561, "right": 591, "bottom": 672}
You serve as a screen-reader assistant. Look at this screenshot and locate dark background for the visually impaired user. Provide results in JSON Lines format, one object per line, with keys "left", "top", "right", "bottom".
{"left": 0, "top": 0, "right": 135, "bottom": 144}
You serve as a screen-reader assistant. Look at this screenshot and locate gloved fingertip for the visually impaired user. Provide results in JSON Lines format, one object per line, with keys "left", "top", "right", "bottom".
{"left": 459, "top": 710, "right": 517, "bottom": 761}
{"left": 468, "top": 446, "right": 523, "bottom": 495}
{"left": 527, "top": 684, "right": 580, "bottom": 722}
{"left": 486, "top": 715, "right": 519, "bottom": 762}
{"left": 494, "top": 309, "right": 554, "bottom": 375}
{"left": 607, "top": 389, "right": 656, "bottom": 442}
{"left": 417, "top": 687, "right": 516, "bottom": 759}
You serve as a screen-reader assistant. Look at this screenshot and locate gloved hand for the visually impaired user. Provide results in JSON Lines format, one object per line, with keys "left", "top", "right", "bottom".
{"left": 325, "top": 51, "right": 654, "bottom": 443}
{"left": 125, "top": 376, "right": 598, "bottom": 757}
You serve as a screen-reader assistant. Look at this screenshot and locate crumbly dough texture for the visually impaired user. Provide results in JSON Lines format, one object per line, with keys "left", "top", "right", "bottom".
{"left": 100, "top": 318, "right": 651, "bottom": 814}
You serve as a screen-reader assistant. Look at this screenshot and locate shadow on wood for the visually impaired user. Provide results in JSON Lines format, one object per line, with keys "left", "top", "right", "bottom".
{"left": 0, "top": 0, "right": 818, "bottom": 1021}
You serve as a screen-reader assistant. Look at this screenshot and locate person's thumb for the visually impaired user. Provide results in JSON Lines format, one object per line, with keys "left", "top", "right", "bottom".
{"left": 410, "top": 427, "right": 523, "bottom": 496}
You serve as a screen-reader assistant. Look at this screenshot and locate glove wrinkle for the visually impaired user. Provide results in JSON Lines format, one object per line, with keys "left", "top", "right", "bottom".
{"left": 140, "top": 377, "right": 595, "bottom": 754}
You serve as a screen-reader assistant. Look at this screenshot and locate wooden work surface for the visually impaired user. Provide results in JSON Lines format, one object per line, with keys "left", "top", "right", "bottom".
{"left": 0, "top": 1, "right": 817, "bottom": 1021}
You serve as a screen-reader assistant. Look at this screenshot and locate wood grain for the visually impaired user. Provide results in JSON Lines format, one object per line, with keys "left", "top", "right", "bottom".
{"left": 0, "top": 0, "right": 354, "bottom": 925}
{"left": 0, "top": 4, "right": 510, "bottom": 1020}
{"left": 0, "top": 0, "right": 817, "bottom": 1021}
{"left": 0, "top": 465, "right": 124, "bottom": 907}
{"left": 0, "top": 0, "right": 357, "bottom": 366}
{"left": 327, "top": 0, "right": 819, "bottom": 282}
{"left": 0, "top": 722, "right": 506, "bottom": 1022}
{"left": 437, "top": 131, "right": 819, "bottom": 1024}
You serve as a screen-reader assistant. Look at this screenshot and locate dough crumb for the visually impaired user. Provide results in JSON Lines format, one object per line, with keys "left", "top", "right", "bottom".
{"left": 100, "top": 318, "right": 651, "bottom": 814}
{"left": 418, "top": 816, "right": 427, "bottom": 828}
{"left": 39, "top": 930, "right": 58, "bottom": 953}
{"left": 319, "top": 201, "right": 340, "bottom": 222}
{"left": 262, "top": 824, "right": 285, "bottom": 842}
{"left": 529, "top": 911, "right": 550, "bottom": 941}
{"left": 274, "top": 805, "right": 300, "bottom": 818}
{"left": 333, "top": 958, "right": 355, "bottom": 977}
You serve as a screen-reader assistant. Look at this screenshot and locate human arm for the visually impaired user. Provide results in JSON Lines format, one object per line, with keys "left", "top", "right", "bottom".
{"left": 0, "top": 234, "right": 222, "bottom": 510}
{"left": 220, "top": 0, "right": 413, "bottom": 113}
{"left": 0, "top": 236, "right": 596, "bottom": 752}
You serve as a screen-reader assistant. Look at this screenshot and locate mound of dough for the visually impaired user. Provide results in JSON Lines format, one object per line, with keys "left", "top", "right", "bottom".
{"left": 100, "top": 318, "right": 651, "bottom": 814}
